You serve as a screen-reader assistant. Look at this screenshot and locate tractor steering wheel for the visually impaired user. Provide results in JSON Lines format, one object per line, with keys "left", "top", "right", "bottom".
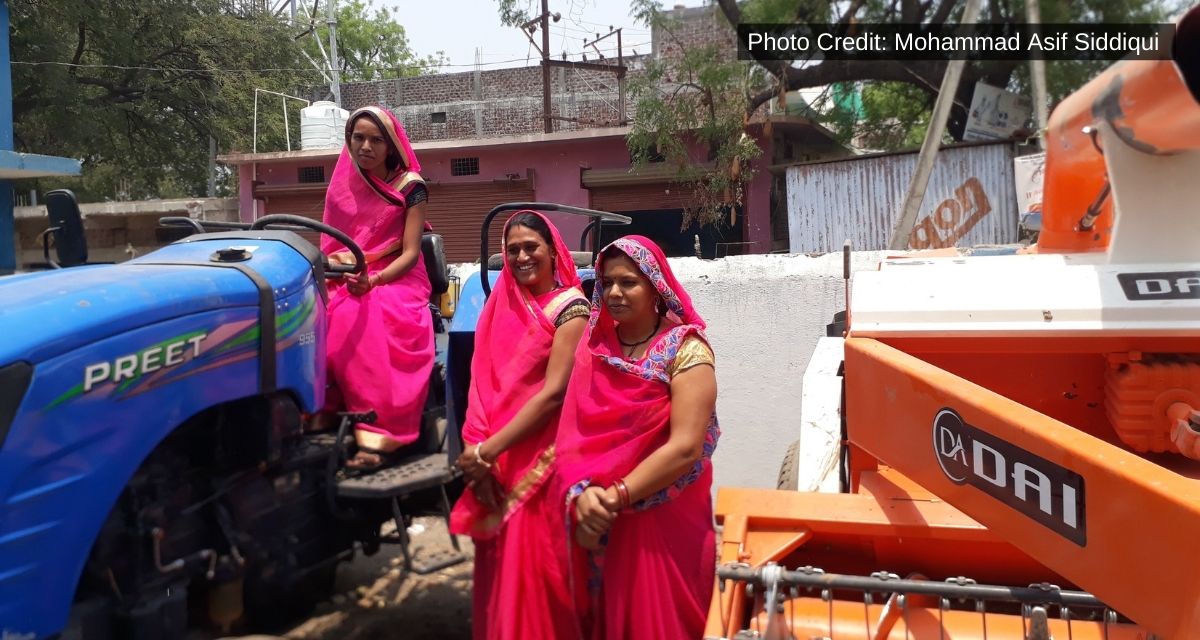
{"left": 249, "top": 214, "right": 366, "bottom": 277}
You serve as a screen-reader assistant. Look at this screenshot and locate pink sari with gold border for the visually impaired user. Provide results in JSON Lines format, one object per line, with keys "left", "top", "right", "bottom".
{"left": 554, "top": 236, "right": 721, "bottom": 640}
{"left": 450, "top": 211, "right": 586, "bottom": 639}
{"left": 321, "top": 106, "right": 434, "bottom": 451}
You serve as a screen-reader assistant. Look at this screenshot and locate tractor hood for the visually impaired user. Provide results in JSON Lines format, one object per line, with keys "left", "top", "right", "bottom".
{"left": 0, "top": 232, "right": 323, "bottom": 365}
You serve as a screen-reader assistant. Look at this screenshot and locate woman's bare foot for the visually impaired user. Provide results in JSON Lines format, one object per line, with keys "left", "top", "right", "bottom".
{"left": 345, "top": 450, "right": 389, "bottom": 470}
{"left": 303, "top": 411, "right": 339, "bottom": 433}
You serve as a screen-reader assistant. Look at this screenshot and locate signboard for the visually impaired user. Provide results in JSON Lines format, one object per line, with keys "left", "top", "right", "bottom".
{"left": 964, "top": 82, "right": 1033, "bottom": 141}
{"left": 1013, "top": 152, "right": 1045, "bottom": 218}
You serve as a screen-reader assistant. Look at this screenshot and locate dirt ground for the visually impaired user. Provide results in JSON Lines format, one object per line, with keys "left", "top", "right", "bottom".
{"left": 224, "top": 517, "right": 475, "bottom": 640}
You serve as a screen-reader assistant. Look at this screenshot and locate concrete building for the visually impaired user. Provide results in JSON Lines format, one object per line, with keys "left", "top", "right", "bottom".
{"left": 222, "top": 5, "right": 846, "bottom": 260}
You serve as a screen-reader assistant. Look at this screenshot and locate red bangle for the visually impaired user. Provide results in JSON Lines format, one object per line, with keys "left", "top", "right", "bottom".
{"left": 613, "top": 479, "right": 631, "bottom": 510}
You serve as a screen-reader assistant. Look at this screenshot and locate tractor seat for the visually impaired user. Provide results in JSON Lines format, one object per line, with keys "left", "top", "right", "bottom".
{"left": 422, "top": 233, "right": 449, "bottom": 298}
{"left": 486, "top": 251, "right": 595, "bottom": 271}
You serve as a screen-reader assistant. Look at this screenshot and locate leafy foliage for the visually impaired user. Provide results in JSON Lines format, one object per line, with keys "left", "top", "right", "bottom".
{"left": 612, "top": 0, "right": 1176, "bottom": 226}
{"left": 301, "top": 0, "right": 446, "bottom": 82}
{"left": 9, "top": 0, "right": 441, "bottom": 201}
{"left": 625, "top": 30, "right": 762, "bottom": 227}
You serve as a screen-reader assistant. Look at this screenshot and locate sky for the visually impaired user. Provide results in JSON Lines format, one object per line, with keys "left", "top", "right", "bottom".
{"left": 383, "top": 0, "right": 711, "bottom": 72}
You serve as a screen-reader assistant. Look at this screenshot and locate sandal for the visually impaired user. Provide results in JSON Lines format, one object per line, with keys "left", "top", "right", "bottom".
{"left": 340, "top": 448, "right": 402, "bottom": 476}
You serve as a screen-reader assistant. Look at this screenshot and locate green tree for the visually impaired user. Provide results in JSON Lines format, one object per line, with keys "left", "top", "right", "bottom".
{"left": 11, "top": 0, "right": 309, "bottom": 201}
{"left": 501, "top": 0, "right": 1174, "bottom": 226}
{"left": 299, "top": 0, "right": 446, "bottom": 82}
{"left": 10, "top": 0, "right": 444, "bottom": 202}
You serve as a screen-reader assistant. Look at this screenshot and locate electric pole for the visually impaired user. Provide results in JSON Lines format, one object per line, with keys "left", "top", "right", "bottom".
{"left": 1026, "top": 0, "right": 1049, "bottom": 148}
{"left": 327, "top": 0, "right": 342, "bottom": 108}
{"left": 541, "top": 0, "right": 552, "bottom": 133}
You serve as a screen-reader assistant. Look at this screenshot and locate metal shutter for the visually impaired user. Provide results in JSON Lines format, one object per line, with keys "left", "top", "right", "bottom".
{"left": 588, "top": 182, "right": 697, "bottom": 213}
{"left": 256, "top": 185, "right": 327, "bottom": 246}
{"left": 426, "top": 180, "right": 535, "bottom": 263}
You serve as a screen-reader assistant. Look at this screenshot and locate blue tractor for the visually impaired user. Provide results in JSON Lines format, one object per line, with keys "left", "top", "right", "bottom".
{"left": 0, "top": 190, "right": 627, "bottom": 639}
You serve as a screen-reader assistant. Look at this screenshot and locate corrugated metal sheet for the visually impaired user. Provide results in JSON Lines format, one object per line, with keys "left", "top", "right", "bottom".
{"left": 786, "top": 142, "right": 1018, "bottom": 253}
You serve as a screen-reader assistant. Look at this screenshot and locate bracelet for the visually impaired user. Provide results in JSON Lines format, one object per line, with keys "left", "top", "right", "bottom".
{"left": 474, "top": 443, "right": 493, "bottom": 468}
{"left": 613, "top": 479, "right": 631, "bottom": 510}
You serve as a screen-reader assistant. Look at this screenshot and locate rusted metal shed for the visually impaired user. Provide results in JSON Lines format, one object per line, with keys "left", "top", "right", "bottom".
{"left": 786, "top": 141, "right": 1020, "bottom": 253}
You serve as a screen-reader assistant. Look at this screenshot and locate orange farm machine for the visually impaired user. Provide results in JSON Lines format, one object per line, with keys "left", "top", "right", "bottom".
{"left": 707, "top": 8, "right": 1200, "bottom": 640}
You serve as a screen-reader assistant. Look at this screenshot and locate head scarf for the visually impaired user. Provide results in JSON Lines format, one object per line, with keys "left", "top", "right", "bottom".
{"left": 556, "top": 235, "right": 718, "bottom": 503}
{"left": 450, "top": 211, "right": 587, "bottom": 538}
{"left": 321, "top": 106, "right": 427, "bottom": 263}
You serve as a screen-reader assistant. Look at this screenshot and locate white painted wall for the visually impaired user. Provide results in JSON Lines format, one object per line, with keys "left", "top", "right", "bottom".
{"left": 667, "top": 251, "right": 890, "bottom": 491}
{"left": 449, "top": 251, "right": 892, "bottom": 492}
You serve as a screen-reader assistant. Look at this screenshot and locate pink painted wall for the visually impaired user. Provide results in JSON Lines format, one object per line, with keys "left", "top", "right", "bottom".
{"left": 232, "top": 134, "right": 777, "bottom": 253}
{"left": 237, "top": 164, "right": 259, "bottom": 223}
{"left": 417, "top": 137, "right": 634, "bottom": 244}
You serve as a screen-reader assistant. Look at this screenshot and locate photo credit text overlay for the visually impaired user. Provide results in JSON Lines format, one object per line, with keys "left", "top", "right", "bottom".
{"left": 737, "top": 24, "right": 1174, "bottom": 61}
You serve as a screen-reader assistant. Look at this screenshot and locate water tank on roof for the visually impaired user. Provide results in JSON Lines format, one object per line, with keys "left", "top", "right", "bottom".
{"left": 300, "top": 101, "right": 350, "bottom": 150}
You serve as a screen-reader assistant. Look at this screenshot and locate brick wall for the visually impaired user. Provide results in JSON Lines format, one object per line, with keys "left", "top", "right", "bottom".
{"left": 317, "top": 60, "right": 638, "bottom": 142}
{"left": 293, "top": 6, "right": 749, "bottom": 145}
{"left": 301, "top": 7, "right": 733, "bottom": 144}
{"left": 653, "top": 5, "right": 736, "bottom": 64}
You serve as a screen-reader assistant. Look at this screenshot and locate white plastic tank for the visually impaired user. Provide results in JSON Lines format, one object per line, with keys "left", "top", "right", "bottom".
{"left": 300, "top": 101, "right": 350, "bottom": 150}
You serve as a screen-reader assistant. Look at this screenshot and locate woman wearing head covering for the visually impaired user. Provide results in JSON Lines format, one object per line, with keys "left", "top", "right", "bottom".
{"left": 449, "top": 211, "right": 589, "bottom": 639}
{"left": 556, "top": 236, "right": 720, "bottom": 639}
{"left": 319, "top": 106, "right": 435, "bottom": 469}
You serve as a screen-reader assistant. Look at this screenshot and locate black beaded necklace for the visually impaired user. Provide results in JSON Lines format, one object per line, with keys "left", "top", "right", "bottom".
{"left": 618, "top": 315, "right": 661, "bottom": 352}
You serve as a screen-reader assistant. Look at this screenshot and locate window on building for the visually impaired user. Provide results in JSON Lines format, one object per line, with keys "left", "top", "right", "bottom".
{"left": 431, "top": 111, "right": 447, "bottom": 124}
{"left": 450, "top": 157, "right": 480, "bottom": 176}
{"left": 297, "top": 166, "right": 326, "bottom": 183}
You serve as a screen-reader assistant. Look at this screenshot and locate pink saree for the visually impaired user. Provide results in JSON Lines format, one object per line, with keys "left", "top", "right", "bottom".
{"left": 321, "top": 106, "right": 434, "bottom": 452}
{"left": 555, "top": 236, "right": 721, "bottom": 640}
{"left": 449, "top": 211, "right": 586, "bottom": 639}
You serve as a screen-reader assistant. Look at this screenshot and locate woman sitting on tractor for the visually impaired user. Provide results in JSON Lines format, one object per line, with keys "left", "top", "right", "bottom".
{"left": 450, "top": 211, "right": 589, "bottom": 639}
{"left": 556, "top": 236, "right": 720, "bottom": 639}
{"left": 319, "top": 106, "right": 435, "bottom": 470}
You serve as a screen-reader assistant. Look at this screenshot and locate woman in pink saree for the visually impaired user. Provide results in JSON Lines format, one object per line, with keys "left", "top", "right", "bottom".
{"left": 320, "top": 106, "right": 434, "bottom": 469}
{"left": 449, "top": 211, "right": 588, "bottom": 639}
{"left": 556, "top": 236, "right": 720, "bottom": 640}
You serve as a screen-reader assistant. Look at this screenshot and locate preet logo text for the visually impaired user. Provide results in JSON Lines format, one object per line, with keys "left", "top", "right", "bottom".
{"left": 83, "top": 333, "right": 208, "bottom": 392}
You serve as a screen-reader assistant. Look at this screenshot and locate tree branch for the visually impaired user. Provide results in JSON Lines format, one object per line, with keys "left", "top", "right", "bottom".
{"left": 69, "top": 22, "right": 87, "bottom": 77}
{"left": 839, "top": 0, "right": 870, "bottom": 25}
{"left": 746, "top": 59, "right": 946, "bottom": 115}
{"left": 77, "top": 76, "right": 146, "bottom": 104}
{"left": 714, "top": 0, "right": 741, "bottom": 27}
{"left": 930, "top": 0, "right": 959, "bottom": 25}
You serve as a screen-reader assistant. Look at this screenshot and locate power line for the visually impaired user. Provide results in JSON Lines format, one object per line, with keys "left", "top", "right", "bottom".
{"left": 558, "top": 23, "right": 649, "bottom": 36}
{"left": 10, "top": 58, "right": 541, "bottom": 74}
{"left": 567, "top": 13, "right": 650, "bottom": 32}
